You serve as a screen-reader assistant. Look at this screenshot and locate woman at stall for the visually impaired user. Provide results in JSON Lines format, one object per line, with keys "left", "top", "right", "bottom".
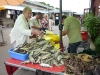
{"left": 9, "top": 7, "right": 42, "bottom": 48}
{"left": 40, "top": 14, "right": 49, "bottom": 31}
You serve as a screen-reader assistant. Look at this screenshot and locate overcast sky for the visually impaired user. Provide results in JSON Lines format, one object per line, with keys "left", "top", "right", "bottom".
{"left": 31, "top": 0, "right": 90, "bottom": 14}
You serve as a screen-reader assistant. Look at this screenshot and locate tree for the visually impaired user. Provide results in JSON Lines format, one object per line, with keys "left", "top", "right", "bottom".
{"left": 50, "top": 6, "right": 54, "bottom": 8}
{"left": 39, "top": 2, "right": 59, "bottom": 9}
{"left": 39, "top": 2, "right": 47, "bottom": 5}
{"left": 47, "top": 4, "right": 50, "bottom": 6}
{"left": 39, "top": 2, "right": 54, "bottom": 8}
{"left": 55, "top": 7, "right": 59, "bottom": 10}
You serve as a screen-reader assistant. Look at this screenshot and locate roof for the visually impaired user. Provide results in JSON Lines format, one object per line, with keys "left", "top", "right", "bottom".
{"left": 24, "top": 0, "right": 55, "bottom": 10}
{"left": 49, "top": 9, "right": 73, "bottom": 13}
{"left": 4, "top": 5, "right": 48, "bottom": 13}
{"left": 3, "top": 0, "right": 56, "bottom": 13}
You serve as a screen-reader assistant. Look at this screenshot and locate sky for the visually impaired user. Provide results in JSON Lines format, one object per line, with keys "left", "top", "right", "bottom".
{"left": 31, "top": 0, "right": 90, "bottom": 14}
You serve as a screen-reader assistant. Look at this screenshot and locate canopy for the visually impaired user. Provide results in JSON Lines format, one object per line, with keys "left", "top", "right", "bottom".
{"left": 0, "top": 0, "right": 24, "bottom": 6}
{"left": 0, "top": 6, "right": 6, "bottom": 10}
{"left": 4, "top": 5, "right": 48, "bottom": 13}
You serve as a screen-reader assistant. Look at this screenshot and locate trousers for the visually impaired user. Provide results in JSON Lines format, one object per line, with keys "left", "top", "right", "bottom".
{"left": 68, "top": 41, "right": 81, "bottom": 53}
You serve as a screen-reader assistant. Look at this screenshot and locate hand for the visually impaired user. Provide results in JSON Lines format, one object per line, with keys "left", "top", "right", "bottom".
{"left": 31, "top": 29, "right": 42, "bottom": 36}
{"left": 29, "top": 35, "right": 36, "bottom": 39}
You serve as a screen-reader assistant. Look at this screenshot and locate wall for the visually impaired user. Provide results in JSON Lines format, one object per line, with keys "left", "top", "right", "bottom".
{"left": 92, "top": 0, "right": 100, "bottom": 15}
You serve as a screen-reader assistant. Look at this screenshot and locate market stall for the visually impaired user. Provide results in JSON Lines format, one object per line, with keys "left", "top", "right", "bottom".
{"left": 5, "top": 30, "right": 66, "bottom": 75}
{"left": 2, "top": 0, "right": 100, "bottom": 74}
{"left": 4, "top": 30, "right": 100, "bottom": 75}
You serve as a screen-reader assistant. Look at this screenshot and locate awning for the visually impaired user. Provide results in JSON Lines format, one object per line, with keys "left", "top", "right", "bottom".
{"left": 0, "top": 6, "right": 6, "bottom": 10}
{"left": 49, "top": 9, "right": 72, "bottom": 13}
{"left": 0, "top": 0, "right": 24, "bottom": 6}
{"left": 4, "top": 5, "right": 48, "bottom": 13}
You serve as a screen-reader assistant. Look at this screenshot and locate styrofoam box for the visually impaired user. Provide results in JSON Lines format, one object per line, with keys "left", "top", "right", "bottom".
{"left": 8, "top": 48, "right": 29, "bottom": 61}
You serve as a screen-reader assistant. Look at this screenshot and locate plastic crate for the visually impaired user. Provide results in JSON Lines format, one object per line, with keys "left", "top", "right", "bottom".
{"left": 81, "top": 31, "right": 88, "bottom": 41}
{"left": 8, "top": 48, "right": 29, "bottom": 61}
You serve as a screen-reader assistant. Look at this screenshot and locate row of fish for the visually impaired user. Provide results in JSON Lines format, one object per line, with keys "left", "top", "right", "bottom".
{"left": 13, "top": 39, "right": 69, "bottom": 67}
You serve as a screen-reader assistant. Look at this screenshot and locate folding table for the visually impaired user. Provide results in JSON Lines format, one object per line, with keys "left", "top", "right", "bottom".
{"left": 4, "top": 58, "right": 65, "bottom": 75}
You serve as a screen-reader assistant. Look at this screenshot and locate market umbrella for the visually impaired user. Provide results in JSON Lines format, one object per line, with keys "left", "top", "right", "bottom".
{"left": 0, "top": 6, "right": 6, "bottom": 10}
{"left": 59, "top": 0, "right": 63, "bottom": 50}
{"left": 0, "top": 0, "right": 25, "bottom": 6}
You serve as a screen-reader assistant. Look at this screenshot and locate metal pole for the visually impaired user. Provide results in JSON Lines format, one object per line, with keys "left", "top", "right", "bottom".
{"left": 1, "top": 29, "right": 4, "bottom": 42}
{"left": 59, "top": 0, "right": 63, "bottom": 50}
{"left": 0, "top": 25, "right": 7, "bottom": 46}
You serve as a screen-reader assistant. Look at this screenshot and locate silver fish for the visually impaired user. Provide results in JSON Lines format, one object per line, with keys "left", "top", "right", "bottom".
{"left": 57, "top": 55, "right": 63, "bottom": 61}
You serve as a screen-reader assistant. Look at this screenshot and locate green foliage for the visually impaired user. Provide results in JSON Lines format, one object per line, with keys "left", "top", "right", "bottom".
{"left": 83, "top": 13, "right": 100, "bottom": 42}
{"left": 39, "top": 2, "right": 54, "bottom": 8}
{"left": 94, "top": 36, "right": 100, "bottom": 54}
{"left": 47, "top": 4, "right": 50, "bottom": 6}
{"left": 49, "top": 6, "right": 54, "bottom": 8}
{"left": 83, "top": 13, "right": 100, "bottom": 54}
{"left": 55, "top": 7, "right": 59, "bottom": 10}
{"left": 39, "top": 2, "right": 47, "bottom": 5}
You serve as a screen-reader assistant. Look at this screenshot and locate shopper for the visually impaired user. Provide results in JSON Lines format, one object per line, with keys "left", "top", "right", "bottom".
{"left": 49, "top": 17, "right": 54, "bottom": 31}
{"left": 0, "top": 16, "right": 4, "bottom": 28}
{"left": 9, "top": 7, "right": 42, "bottom": 48}
{"left": 40, "top": 14, "right": 49, "bottom": 31}
{"left": 62, "top": 15, "right": 82, "bottom": 53}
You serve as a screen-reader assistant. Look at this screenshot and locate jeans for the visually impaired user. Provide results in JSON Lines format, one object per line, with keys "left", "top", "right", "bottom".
{"left": 68, "top": 41, "right": 81, "bottom": 53}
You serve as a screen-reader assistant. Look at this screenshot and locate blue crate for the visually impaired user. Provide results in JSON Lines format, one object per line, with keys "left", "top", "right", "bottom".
{"left": 8, "top": 48, "right": 29, "bottom": 61}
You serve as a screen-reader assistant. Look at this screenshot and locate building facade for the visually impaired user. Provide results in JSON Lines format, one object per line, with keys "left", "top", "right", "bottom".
{"left": 91, "top": 0, "right": 100, "bottom": 15}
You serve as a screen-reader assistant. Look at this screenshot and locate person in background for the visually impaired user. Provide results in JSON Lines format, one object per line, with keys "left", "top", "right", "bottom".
{"left": 62, "top": 15, "right": 82, "bottom": 53}
{"left": 13, "top": 14, "right": 17, "bottom": 23}
{"left": 0, "top": 16, "right": 4, "bottom": 28}
{"left": 40, "top": 14, "right": 49, "bottom": 31}
{"left": 49, "top": 17, "right": 54, "bottom": 31}
{"left": 30, "top": 12, "right": 42, "bottom": 30}
{"left": 76, "top": 15, "right": 82, "bottom": 25}
{"left": 9, "top": 7, "right": 42, "bottom": 48}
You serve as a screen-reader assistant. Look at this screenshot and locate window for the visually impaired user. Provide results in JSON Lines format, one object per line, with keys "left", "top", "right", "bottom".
{"left": 98, "top": 5, "right": 100, "bottom": 18}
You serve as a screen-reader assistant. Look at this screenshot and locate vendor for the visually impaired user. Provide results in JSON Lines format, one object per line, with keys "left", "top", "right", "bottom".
{"left": 30, "top": 12, "right": 42, "bottom": 30}
{"left": 62, "top": 15, "right": 82, "bottom": 53}
{"left": 9, "top": 7, "right": 42, "bottom": 48}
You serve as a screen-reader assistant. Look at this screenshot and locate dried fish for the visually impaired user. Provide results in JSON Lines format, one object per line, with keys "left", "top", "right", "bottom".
{"left": 41, "top": 53, "right": 51, "bottom": 60}
{"left": 29, "top": 57, "right": 35, "bottom": 63}
{"left": 57, "top": 55, "right": 63, "bottom": 61}
{"left": 14, "top": 38, "right": 70, "bottom": 67}
{"left": 36, "top": 56, "right": 41, "bottom": 63}
{"left": 20, "top": 48, "right": 29, "bottom": 51}
{"left": 40, "top": 51, "right": 50, "bottom": 54}
{"left": 52, "top": 59, "right": 59, "bottom": 66}
{"left": 42, "top": 44, "right": 49, "bottom": 50}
